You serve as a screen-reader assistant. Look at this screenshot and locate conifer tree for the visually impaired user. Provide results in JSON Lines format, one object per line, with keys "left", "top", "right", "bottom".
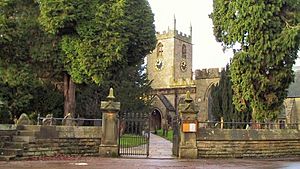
{"left": 39, "top": 0, "right": 156, "bottom": 117}
{"left": 210, "top": 65, "right": 250, "bottom": 128}
{"left": 211, "top": 0, "right": 300, "bottom": 122}
{"left": 0, "top": 0, "right": 63, "bottom": 121}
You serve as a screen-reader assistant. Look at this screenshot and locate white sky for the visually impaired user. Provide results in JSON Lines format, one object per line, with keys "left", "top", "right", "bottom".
{"left": 148, "top": 0, "right": 300, "bottom": 70}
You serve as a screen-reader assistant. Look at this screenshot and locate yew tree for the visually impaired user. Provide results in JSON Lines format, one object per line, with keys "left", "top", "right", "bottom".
{"left": 0, "top": 0, "right": 63, "bottom": 121}
{"left": 211, "top": 0, "right": 300, "bottom": 122}
{"left": 210, "top": 64, "right": 251, "bottom": 127}
{"left": 39, "top": 0, "right": 156, "bottom": 117}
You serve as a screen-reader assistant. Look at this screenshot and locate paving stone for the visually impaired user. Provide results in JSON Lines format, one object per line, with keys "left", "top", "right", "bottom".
{"left": 148, "top": 133, "right": 173, "bottom": 159}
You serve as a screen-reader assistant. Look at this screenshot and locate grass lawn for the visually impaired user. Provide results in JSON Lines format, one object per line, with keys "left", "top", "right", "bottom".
{"left": 155, "top": 129, "right": 173, "bottom": 142}
{"left": 119, "top": 134, "right": 148, "bottom": 147}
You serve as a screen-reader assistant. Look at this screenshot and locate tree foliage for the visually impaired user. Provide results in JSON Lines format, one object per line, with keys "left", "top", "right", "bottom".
{"left": 74, "top": 62, "right": 152, "bottom": 120}
{"left": 39, "top": 0, "right": 156, "bottom": 84}
{"left": 114, "top": 63, "right": 152, "bottom": 115}
{"left": 0, "top": 0, "right": 63, "bottom": 122}
{"left": 211, "top": 0, "right": 300, "bottom": 122}
{"left": 0, "top": 0, "right": 156, "bottom": 122}
{"left": 38, "top": 0, "right": 156, "bottom": 117}
{"left": 210, "top": 65, "right": 251, "bottom": 128}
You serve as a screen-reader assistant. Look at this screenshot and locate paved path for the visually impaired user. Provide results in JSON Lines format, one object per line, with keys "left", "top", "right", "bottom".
{"left": 1, "top": 157, "right": 300, "bottom": 169}
{"left": 149, "top": 133, "right": 174, "bottom": 159}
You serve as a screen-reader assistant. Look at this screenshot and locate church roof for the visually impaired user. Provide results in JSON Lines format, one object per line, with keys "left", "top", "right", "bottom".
{"left": 157, "top": 94, "right": 175, "bottom": 112}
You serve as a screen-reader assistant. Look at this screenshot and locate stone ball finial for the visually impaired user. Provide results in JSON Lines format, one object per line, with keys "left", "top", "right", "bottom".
{"left": 107, "top": 87, "right": 115, "bottom": 100}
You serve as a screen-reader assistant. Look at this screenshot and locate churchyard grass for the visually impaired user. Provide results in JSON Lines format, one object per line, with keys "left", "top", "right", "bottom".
{"left": 120, "top": 134, "right": 147, "bottom": 147}
{"left": 156, "top": 129, "right": 173, "bottom": 141}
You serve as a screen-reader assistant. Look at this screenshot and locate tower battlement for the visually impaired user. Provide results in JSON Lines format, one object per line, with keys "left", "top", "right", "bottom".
{"left": 156, "top": 30, "right": 192, "bottom": 43}
{"left": 195, "top": 68, "right": 222, "bottom": 79}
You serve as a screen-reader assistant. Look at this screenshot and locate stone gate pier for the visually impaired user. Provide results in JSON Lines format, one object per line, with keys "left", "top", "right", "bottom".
{"left": 99, "top": 88, "right": 120, "bottom": 157}
{"left": 178, "top": 91, "right": 198, "bottom": 159}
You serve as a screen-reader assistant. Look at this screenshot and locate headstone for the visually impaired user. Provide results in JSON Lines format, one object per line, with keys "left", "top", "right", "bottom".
{"left": 16, "top": 113, "right": 32, "bottom": 125}
{"left": 42, "top": 114, "right": 56, "bottom": 125}
{"left": 62, "top": 113, "right": 74, "bottom": 126}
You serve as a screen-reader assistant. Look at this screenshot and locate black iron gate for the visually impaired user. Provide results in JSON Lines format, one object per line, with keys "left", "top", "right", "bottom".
{"left": 118, "top": 112, "right": 150, "bottom": 157}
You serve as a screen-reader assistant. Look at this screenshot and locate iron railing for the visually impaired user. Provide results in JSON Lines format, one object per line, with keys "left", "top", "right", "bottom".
{"left": 198, "top": 121, "right": 299, "bottom": 130}
{"left": 37, "top": 114, "right": 102, "bottom": 126}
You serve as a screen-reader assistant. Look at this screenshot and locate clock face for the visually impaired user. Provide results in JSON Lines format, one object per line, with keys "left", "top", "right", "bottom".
{"left": 180, "top": 61, "right": 187, "bottom": 71}
{"left": 155, "top": 59, "right": 163, "bottom": 70}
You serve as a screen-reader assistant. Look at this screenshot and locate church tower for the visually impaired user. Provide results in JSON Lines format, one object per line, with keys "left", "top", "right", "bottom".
{"left": 147, "top": 17, "right": 193, "bottom": 89}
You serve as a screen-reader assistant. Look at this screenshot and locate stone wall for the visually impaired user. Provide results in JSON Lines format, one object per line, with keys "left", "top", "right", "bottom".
{"left": 4, "top": 125, "right": 102, "bottom": 159}
{"left": 197, "top": 128, "right": 300, "bottom": 158}
{"left": 23, "top": 138, "right": 101, "bottom": 158}
{"left": 38, "top": 126, "right": 102, "bottom": 139}
{"left": 195, "top": 68, "right": 221, "bottom": 79}
{"left": 0, "top": 127, "right": 17, "bottom": 149}
{"left": 28, "top": 126, "right": 101, "bottom": 158}
{"left": 295, "top": 98, "right": 300, "bottom": 126}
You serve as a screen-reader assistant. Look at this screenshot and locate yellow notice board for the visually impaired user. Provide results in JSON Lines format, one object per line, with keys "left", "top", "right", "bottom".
{"left": 182, "top": 121, "right": 197, "bottom": 133}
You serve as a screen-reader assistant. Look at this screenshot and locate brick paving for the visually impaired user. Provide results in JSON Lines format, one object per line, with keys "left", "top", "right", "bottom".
{"left": 149, "top": 133, "right": 174, "bottom": 159}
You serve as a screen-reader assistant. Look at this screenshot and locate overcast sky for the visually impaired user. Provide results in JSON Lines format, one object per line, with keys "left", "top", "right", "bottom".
{"left": 148, "top": 0, "right": 300, "bottom": 70}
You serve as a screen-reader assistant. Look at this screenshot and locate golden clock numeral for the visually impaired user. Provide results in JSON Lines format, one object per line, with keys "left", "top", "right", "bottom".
{"left": 180, "top": 61, "right": 187, "bottom": 71}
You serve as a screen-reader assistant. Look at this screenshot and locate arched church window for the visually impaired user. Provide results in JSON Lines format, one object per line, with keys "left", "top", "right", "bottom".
{"left": 157, "top": 42, "right": 163, "bottom": 56}
{"left": 182, "top": 44, "right": 186, "bottom": 58}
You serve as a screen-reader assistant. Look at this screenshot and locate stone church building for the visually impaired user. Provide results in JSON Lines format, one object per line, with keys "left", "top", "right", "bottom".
{"left": 147, "top": 18, "right": 220, "bottom": 130}
{"left": 147, "top": 19, "right": 300, "bottom": 130}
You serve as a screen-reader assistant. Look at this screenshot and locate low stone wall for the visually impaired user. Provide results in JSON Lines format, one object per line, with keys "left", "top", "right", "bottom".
{"left": 197, "top": 128, "right": 300, "bottom": 158}
{"left": 36, "top": 125, "right": 102, "bottom": 139}
{"left": 20, "top": 125, "right": 102, "bottom": 158}
{"left": 0, "top": 128, "right": 17, "bottom": 149}
{"left": 23, "top": 138, "right": 101, "bottom": 158}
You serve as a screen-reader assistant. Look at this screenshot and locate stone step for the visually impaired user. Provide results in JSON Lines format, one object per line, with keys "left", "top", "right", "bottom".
{"left": 4, "top": 142, "right": 28, "bottom": 150}
{"left": 0, "top": 136, "right": 11, "bottom": 142}
{"left": 17, "top": 130, "right": 37, "bottom": 137}
{"left": 0, "top": 155, "right": 16, "bottom": 161}
{"left": 0, "top": 148, "right": 23, "bottom": 156}
{"left": 12, "top": 136, "right": 35, "bottom": 143}
{"left": 16, "top": 125, "right": 41, "bottom": 131}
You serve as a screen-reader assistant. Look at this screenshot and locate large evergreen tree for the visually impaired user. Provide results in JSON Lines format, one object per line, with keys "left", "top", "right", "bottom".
{"left": 114, "top": 63, "right": 152, "bottom": 116}
{"left": 1, "top": 0, "right": 156, "bottom": 122}
{"left": 39, "top": 0, "right": 156, "bottom": 117}
{"left": 211, "top": 0, "right": 300, "bottom": 122}
{"left": 210, "top": 65, "right": 251, "bottom": 128}
{"left": 0, "top": 0, "right": 63, "bottom": 122}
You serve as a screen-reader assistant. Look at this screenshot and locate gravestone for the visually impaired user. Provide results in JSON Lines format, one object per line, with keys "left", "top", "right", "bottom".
{"left": 42, "top": 114, "right": 56, "bottom": 125}
{"left": 16, "top": 113, "right": 32, "bottom": 125}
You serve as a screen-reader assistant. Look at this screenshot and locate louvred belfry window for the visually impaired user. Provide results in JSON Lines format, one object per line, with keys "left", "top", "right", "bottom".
{"left": 157, "top": 42, "right": 163, "bottom": 56}
{"left": 182, "top": 44, "right": 186, "bottom": 58}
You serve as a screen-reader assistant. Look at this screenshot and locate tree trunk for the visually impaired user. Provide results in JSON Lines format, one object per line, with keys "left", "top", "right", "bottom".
{"left": 64, "top": 72, "right": 76, "bottom": 118}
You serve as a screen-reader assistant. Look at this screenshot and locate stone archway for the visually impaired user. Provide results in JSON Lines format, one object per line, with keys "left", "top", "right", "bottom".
{"left": 150, "top": 109, "right": 162, "bottom": 132}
